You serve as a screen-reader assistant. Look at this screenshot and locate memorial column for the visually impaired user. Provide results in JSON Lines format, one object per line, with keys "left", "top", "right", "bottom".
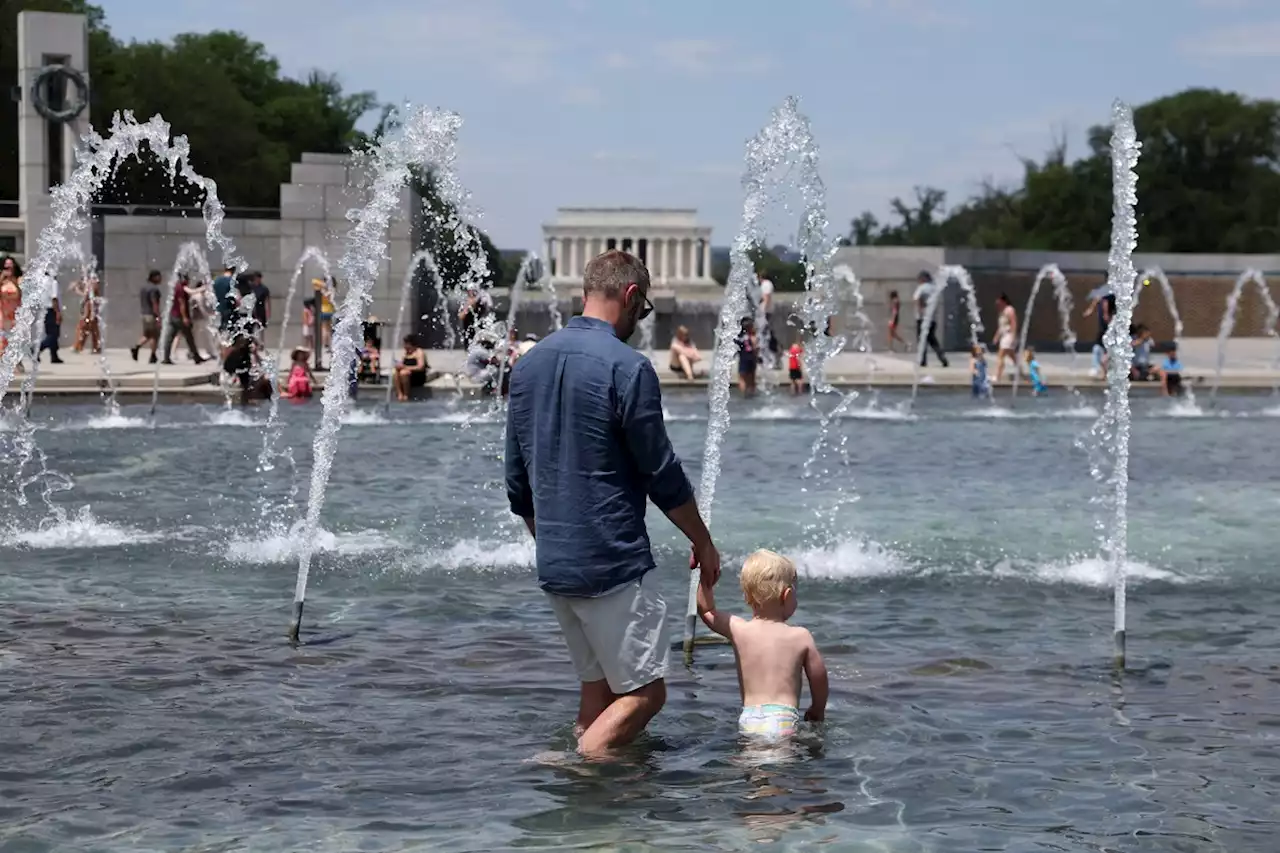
{"left": 701, "top": 239, "right": 711, "bottom": 280}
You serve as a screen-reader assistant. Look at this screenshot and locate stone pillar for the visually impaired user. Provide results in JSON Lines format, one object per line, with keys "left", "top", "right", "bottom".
{"left": 544, "top": 237, "right": 553, "bottom": 268}
{"left": 702, "top": 239, "right": 711, "bottom": 280}
{"left": 568, "top": 236, "right": 579, "bottom": 278}
{"left": 553, "top": 235, "right": 564, "bottom": 278}
{"left": 654, "top": 237, "right": 665, "bottom": 281}
{"left": 17, "top": 12, "right": 92, "bottom": 271}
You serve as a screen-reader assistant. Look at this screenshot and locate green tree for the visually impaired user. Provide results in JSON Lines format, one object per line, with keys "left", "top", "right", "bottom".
{"left": 412, "top": 166, "right": 501, "bottom": 290}
{"left": 847, "top": 88, "right": 1280, "bottom": 254}
{"left": 2, "top": 0, "right": 377, "bottom": 208}
{"left": 747, "top": 243, "right": 806, "bottom": 291}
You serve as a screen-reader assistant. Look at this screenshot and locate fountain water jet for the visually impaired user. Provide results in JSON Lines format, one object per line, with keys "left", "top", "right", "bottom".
{"left": 2, "top": 112, "right": 243, "bottom": 406}
{"left": 150, "top": 242, "right": 212, "bottom": 416}
{"left": 909, "top": 265, "right": 985, "bottom": 405}
{"left": 383, "top": 249, "right": 440, "bottom": 413}
{"left": 684, "top": 97, "right": 847, "bottom": 659}
{"left": 1012, "top": 264, "right": 1076, "bottom": 400}
{"left": 289, "top": 106, "right": 483, "bottom": 643}
{"left": 1087, "top": 101, "right": 1140, "bottom": 669}
{"left": 1209, "top": 269, "right": 1278, "bottom": 402}
{"left": 541, "top": 257, "right": 563, "bottom": 333}
{"left": 493, "top": 254, "right": 534, "bottom": 405}
{"left": 278, "top": 247, "right": 333, "bottom": 363}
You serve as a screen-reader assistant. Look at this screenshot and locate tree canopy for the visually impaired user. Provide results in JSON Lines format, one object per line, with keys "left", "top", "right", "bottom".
{"left": 2, "top": 0, "right": 377, "bottom": 207}
{"left": 2, "top": 0, "right": 511, "bottom": 284}
{"left": 843, "top": 89, "right": 1280, "bottom": 254}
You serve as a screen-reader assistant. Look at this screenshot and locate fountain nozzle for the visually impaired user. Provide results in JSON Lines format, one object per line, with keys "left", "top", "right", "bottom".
{"left": 287, "top": 600, "right": 304, "bottom": 644}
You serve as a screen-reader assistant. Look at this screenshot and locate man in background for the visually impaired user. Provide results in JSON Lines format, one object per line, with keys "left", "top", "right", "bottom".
{"left": 131, "top": 269, "right": 162, "bottom": 363}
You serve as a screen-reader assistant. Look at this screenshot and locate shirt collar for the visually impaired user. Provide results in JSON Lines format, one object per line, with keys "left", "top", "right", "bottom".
{"left": 567, "top": 316, "right": 616, "bottom": 335}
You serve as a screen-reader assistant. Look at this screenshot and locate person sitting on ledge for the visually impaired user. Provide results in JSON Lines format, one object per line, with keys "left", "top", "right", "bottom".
{"left": 392, "top": 334, "right": 429, "bottom": 402}
{"left": 1158, "top": 346, "right": 1184, "bottom": 397}
{"left": 504, "top": 249, "right": 720, "bottom": 756}
{"left": 1130, "top": 324, "right": 1154, "bottom": 381}
{"left": 668, "top": 325, "right": 705, "bottom": 380}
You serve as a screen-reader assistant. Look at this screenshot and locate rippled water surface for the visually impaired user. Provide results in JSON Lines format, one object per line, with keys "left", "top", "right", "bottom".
{"left": 2, "top": 391, "right": 1279, "bottom": 852}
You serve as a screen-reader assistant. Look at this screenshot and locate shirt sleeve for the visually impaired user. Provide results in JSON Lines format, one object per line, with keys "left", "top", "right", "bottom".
{"left": 619, "top": 360, "right": 694, "bottom": 512}
{"left": 504, "top": 398, "right": 534, "bottom": 518}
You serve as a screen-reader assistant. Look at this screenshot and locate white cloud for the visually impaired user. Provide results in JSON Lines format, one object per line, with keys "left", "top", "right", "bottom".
{"left": 1182, "top": 20, "right": 1280, "bottom": 58}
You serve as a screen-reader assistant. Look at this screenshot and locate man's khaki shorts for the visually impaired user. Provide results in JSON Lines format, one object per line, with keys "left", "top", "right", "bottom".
{"left": 546, "top": 574, "right": 669, "bottom": 694}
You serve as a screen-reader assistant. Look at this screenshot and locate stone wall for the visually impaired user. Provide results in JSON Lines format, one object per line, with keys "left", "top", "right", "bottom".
{"left": 94, "top": 153, "right": 415, "bottom": 349}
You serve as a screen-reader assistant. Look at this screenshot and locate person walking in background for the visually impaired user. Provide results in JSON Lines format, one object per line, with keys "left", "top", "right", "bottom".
{"left": 887, "top": 290, "right": 906, "bottom": 351}
{"left": 131, "top": 269, "right": 163, "bottom": 363}
{"left": 72, "top": 274, "right": 102, "bottom": 354}
{"left": 38, "top": 270, "right": 63, "bottom": 364}
{"left": 213, "top": 265, "right": 236, "bottom": 330}
{"left": 991, "top": 293, "right": 1021, "bottom": 383}
{"left": 250, "top": 271, "right": 271, "bottom": 341}
{"left": 505, "top": 249, "right": 720, "bottom": 756}
{"left": 163, "top": 274, "right": 205, "bottom": 365}
{"left": 1083, "top": 290, "right": 1116, "bottom": 378}
{"left": 913, "top": 271, "right": 949, "bottom": 367}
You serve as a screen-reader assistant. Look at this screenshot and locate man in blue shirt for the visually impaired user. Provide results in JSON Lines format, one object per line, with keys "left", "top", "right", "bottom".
{"left": 505, "top": 249, "right": 721, "bottom": 755}
{"left": 212, "top": 265, "right": 236, "bottom": 330}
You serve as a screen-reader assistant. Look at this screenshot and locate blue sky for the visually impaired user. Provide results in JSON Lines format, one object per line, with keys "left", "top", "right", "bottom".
{"left": 97, "top": 0, "right": 1279, "bottom": 250}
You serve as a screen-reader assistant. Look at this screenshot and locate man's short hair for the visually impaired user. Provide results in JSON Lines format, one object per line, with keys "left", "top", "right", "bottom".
{"left": 582, "top": 249, "right": 649, "bottom": 299}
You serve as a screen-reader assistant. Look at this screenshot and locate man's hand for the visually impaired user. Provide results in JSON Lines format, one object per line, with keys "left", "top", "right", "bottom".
{"left": 690, "top": 542, "right": 720, "bottom": 588}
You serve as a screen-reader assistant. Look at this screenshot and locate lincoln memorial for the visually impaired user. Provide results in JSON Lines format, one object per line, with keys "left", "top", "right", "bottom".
{"left": 541, "top": 207, "right": 714, "bottom": 292}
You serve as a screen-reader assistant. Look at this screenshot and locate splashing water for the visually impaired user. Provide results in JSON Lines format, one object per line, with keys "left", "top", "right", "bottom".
{"left": 1209, "top": 269, "right": 1279, "bottom": 401}
{"left": 2, "top": 112, "right": 242, "bottom": 407}
{"left": 541, "top": 256, "right": 564, "bottom": 333}
{"left": 637, "top": 310, "right": 655, "bottom": 355}
{"left": 0, "top": 113, "right": 241, "bottom": 527}
{"left": 383, "top": 249, "right": 440, "bottom": 412}
{"left": 1086, "top": 100, "right": 1140, "bottom": 668}
{"left": 278, "top": 247, "right": 333, "bottom": 363}
{"left": 150, "top": 243, "right": 212, "bottom": 416}
{"left": 290, "top": 106, "right": 484, "bottom": 640}
{"left": 87, "top": 281, "right": 122, "bottom": 417}
{"left": 429, "top": 271, "right": 458, "bottom": 351}
{"left": 910, "top": 265, "right": 985, "bottom": 404}
{"left": 1012, "top": 264, "right": 1076, "bottom": 400}
{"left": 833, "top": 263, "right": 877, "bottom": 385}
{"left": 493, "top": 254, "right": 533, "bottom": 405}
{"left": 684, "top": 97, "right": 846, "bottom": 654}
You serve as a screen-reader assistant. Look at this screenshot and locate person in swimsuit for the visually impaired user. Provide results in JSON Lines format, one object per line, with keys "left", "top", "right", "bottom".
{"left": 887, "top": 290, "right": 906, "bottom": 351}
{"left": 392, "top": 334, "right": 429, "bottom": 401}
{"left": 1025, "top": 347, "right": 1047, "bottom": 396}
{"left": 0, "top": 256, "right": 22, "bottom": 360}
{"left": 695, "top": 549, "right": 828, "bottom": 741}
{"left": 787, "top": 335, "right": 804, "bottom": 394}
{"left": 668, "top": 325, "right": 703, "bottom": 380}
{"left": 970, "top": 344, "right": 990, "bottom": 399}
{"left": 991, "top": 292, "right": 1021, "bottom": 383}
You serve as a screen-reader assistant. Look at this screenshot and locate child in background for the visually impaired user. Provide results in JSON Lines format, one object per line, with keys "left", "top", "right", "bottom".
{"left": 283, "top": 347, "right": 314, "bottom": 399}
{"left": 787, "top": 337, "right": 804, "bottom": 395}
{"left": 301, "top": 298, "right": 315, "bottom": 349}
{"left": 1159, "top": 346, "right": 1184, "bottom": 397}
{"left": 970, "top": 344, "right": 990, "bottom": 399}
{"left": 1025, "top": 347, "right": 1048, "bottom": 396}
{"left": 696, "top": 549, "right": 829, "bottom": 741}
{"left": 1130, "top": 324, "right": 1154, "bottom": 380}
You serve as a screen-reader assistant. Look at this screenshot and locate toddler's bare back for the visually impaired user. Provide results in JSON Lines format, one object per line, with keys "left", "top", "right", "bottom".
{"left": 731, "top": 618, "right": 813, "bottom": 708}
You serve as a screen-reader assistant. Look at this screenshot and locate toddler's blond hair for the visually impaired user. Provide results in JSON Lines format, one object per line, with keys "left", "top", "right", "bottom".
{"left": 740, "top": 549, "right": 798, "bottom": 609}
